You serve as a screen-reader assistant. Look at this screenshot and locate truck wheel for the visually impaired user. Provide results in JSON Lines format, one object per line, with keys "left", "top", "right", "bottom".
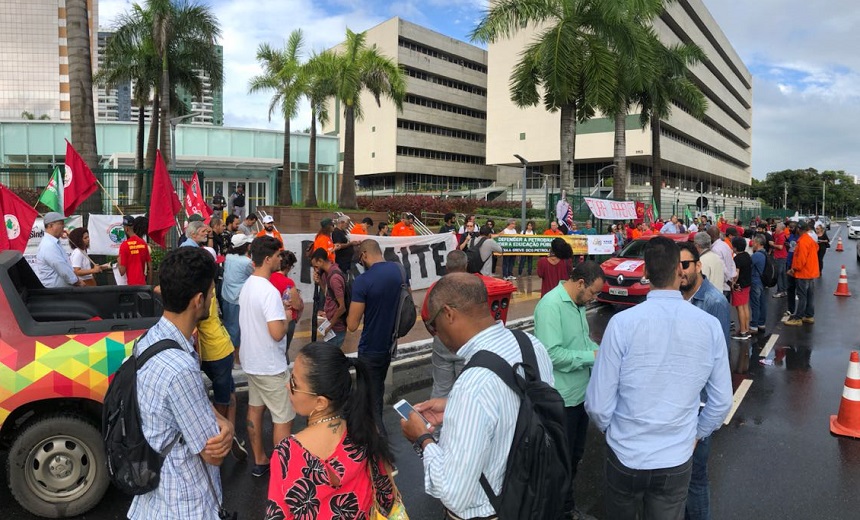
{"left": 7, "top": 413, "right": 110, "bottom": 518}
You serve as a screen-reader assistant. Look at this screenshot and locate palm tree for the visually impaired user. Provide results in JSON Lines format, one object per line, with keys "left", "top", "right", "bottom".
{"left": 329, "top": 29, "right": 406, "bottom": 209}
{"left": 248, "top": 30, "right": 306, "bottom": 206}
{"left": 472, "top": 0, "right": 623, "bottom": 192}
{"left": 302, "top": 51, "right": 339, "bottom": 207}
{"left": 66, "top": 0, "right": 101, "bottom": 212}
{"left": 637, "top": 41, "right": 708, "bottom": 210}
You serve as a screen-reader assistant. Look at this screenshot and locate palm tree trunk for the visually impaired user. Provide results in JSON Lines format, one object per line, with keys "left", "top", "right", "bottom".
{"left": 158, "top": 53, "right": 171, "bottom": 169}
{"left": 66, "top": 0, "right": 102, "bottom": 213}
{"left": 133, "top": 104, "right": 145, "bottom": 204}
{"left": 560, "top": 103, "right": 576, "bottom": 192}
{"left": 280, "top": 118, "right": 293, "bottom": 205}
{"left": 338, "top": 104, "right": 357, "bottom": 208}
{"left": 144, "top": 95, "right": 159, "bottom": 169}
{"left": 612, "top": 108, "right": 627, "bottom": 201}
{"left": 651, "top": 114, "right": 662, "bottom": 212}
{"left": 305, "top": 107, "right": 318, "bottom": 207}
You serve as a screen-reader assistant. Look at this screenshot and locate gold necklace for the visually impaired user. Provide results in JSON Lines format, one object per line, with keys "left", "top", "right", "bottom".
{"left": 307, "top": 415, "right": 342, "bottom": 428}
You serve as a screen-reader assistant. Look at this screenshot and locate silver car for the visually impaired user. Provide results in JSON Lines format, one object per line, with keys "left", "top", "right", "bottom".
{"left": 849, "top": 219, "right": 860, "bottom": 239}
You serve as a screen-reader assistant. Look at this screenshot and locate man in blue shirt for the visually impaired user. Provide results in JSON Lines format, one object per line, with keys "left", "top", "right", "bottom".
{"left": 749, "top": 235, "right": 769, "bottom": 333}
{"left": 34, "top": 212, "right": 82, "bottom": 288}
{"left": 347, "top": 239, "right": 410, "bottom": 435}
{"left": 586, "top": 236, "right": 732, "bottom": 520}
{"left": 678, "top": 242, "right": 731, "bottom": 520}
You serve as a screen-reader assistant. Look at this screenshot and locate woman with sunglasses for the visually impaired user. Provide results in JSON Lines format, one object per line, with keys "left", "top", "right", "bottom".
{"left": 265, "top": 343, "right": 396, "bottom": 520}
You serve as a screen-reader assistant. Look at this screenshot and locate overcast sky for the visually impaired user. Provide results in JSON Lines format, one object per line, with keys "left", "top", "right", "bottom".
{"left": 97, "top": 0, "right": 860, "bottom": 179}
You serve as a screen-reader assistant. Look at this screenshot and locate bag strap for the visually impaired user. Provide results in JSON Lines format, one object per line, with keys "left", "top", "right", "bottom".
{"left": 135, "top": 338, "right": 182, "bottom": 369}
{"left": 199, "top": 454, "right": 230, "bottom": 518}
{"left": 389, "top": 263, "right": 409, "bottom": 351}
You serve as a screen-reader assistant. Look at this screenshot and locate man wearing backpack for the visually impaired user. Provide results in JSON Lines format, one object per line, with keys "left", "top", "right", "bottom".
{"left": 586, "top": 237, "right": 732, "bottom": 520}
{"left": 467, "top": 225, "right": 503, "bottom": 275}
{"left": 128, "top": 247, "right": 233, "bottom": 519}
{"left": 750, "top": 235, "right": 770, "bottom": 334}
{"left": 401, "top": 273, "right": 560, "bottom": 520}
{"left": 311, "top": 247, "right": 348, "bottom": 347}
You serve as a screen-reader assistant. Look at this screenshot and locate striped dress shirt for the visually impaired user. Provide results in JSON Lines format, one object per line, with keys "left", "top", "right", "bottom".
{"left": 422, "top": 322, "right": 555, "bottom": 518}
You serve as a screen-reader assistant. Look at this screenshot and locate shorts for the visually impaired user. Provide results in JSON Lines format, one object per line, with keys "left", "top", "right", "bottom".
{"left": 246, "top": 372, "right": 296, "bottom": 424}
{"left": 201, "top": 354, "right": 235, "bottom": 406}
{"left": 731, "top": 285, "right": 750, "bottom": 306}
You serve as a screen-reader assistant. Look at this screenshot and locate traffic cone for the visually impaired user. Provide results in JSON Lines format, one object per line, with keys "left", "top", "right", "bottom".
{"left": 830, "top": 351, "right": 860, "bottom": 439}
{"left": 836, "top": 237, "right": 844, "bottom": 252}
{"left": 834, "top": 265, "right": 852, "bottom": 297}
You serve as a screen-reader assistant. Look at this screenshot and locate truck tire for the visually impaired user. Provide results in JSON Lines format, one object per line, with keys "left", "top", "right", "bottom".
{"left": 7, "top": 413, "right": 110, "bottom": 518}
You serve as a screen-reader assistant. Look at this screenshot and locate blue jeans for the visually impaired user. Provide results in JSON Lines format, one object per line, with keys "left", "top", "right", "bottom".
{"left": 775, "top": 257, "right": 787, "bottom": 293}
{"left": 794, "top": 278, "right": 814, "bottom": 319}
{"left": 750, "top": 283, "right": 767, "bottom": 329}
{"left": 685, "top": 435, "right": 711, "bottom": 520}
{"left": 502, "top": 255, "right": 515, "bottom": 277}
{"left": 222, "top": 300, "right": 241, "bottom": 348}
{"left": 518, "top": 255, "right": 533, "bottom": 275}
{"left": 326, "top": 330, "right": 346, "bottom": 348}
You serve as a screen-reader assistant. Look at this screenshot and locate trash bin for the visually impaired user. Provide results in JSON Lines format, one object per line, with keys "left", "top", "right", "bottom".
{"left": 478, "top": 275, "right": 516, "bottom": 323}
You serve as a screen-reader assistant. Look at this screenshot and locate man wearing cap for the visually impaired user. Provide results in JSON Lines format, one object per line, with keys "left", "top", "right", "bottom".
{"left": 391, "top": 213, "right": 417, "bottom": 237}
{"left": 255, "top": 215, "right": 283, "bottom": 247}
{"left": 35, "top": 212, "right": 83, "bottom": 288}
{"left": 313, "top": 218, "right": 336, "bottom": 262}
{"left": 332, "top": 215, "right": 360, "bottom": 273}
{"left": 211, "top": 189, "right": 226, "bottom": 214}
{"left": 119, "top": 214, "right": 152, "bottom": 286}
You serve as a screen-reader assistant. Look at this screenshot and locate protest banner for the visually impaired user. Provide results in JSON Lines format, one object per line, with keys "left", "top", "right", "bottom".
{"left": 494, "top": 234, "right": 588, "bottom": 256}
{"left": 87, "top": 214, "right": 143, "bottom": 256}
{"left": 583, "top": 197, "right": 638, "bottom": 221}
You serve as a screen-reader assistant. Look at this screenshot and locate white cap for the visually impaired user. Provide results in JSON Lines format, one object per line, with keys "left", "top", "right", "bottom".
{"left": 262, "top": 215, "right": 274, "bottom": 224}
{"left": 231, "top": 234, "right": 253, "bottom": 248}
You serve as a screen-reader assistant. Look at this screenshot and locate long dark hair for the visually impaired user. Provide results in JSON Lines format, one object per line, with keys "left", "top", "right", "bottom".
{"left": 68, "top": 227, "right": 88, "bottom": 251}
{"left": 300, "top": 343, "right": 394, "bottom": 466}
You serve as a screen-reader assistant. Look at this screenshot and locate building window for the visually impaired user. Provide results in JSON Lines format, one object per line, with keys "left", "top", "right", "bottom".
{"left": 371, "top": 152, "right": 375, "bottom": 158}
{"left": 520, "top": 132, "right": 526, "bottom": 140}
{"left": 397, "top": 119, "right": 485, "bottom": 142}
{"left": 404, "top": 94, "right": 486, "bottom": 120}
{"left": 398, "top": 38, "right": 487, "bottom": 74}
{"left": 402, "top": 67, "right": 487, "bottom": 96}
{"left": 396, "top": 146, "right": 485, "bottom": 165}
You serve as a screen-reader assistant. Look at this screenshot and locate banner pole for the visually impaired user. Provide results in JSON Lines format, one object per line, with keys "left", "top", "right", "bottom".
{"left": 96, "top": 179, "right": 125, "bottom": 215}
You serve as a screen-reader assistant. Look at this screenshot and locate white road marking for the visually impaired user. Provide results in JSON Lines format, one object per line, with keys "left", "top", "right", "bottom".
{"left": 724, "top": 378, "right": 753, "bottom": 425}
{"left": 759, "top": 334, "right": 779, "bottom": 358}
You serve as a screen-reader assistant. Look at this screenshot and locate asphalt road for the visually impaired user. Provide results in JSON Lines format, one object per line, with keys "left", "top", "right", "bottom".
{"left": 4, "top": 225, "right": 860, "bottom": 519}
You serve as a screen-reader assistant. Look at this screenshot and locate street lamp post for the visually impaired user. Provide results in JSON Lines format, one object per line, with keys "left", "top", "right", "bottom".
{"left": 514, "top": 154, "right": 528, "bottom": 232}
{"left": 170, "top": 112, "right": 202, "bottom": 169}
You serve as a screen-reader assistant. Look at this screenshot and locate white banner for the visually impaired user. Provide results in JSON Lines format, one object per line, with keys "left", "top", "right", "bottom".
{"left": 87, "top": 214, "right": 143, "bottom": 256}
{"left": 278, "top": 233, "right": 459, "bottom": 303}
{"left": 587, "top": 235, "right": 616, "bottom": 255}
{"left": 584, "top": 197, "right": 637, "bottom": 220}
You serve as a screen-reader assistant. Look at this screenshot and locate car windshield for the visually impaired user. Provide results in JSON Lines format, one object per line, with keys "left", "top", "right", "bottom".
{"left": 852, "top": 220, "right": 860, "bottom": 227}
{"left": 618, "top": 239, "right": 649, "bottom": 258}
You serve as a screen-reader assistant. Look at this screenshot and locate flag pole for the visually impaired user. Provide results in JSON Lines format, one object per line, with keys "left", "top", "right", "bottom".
{"left": 96, "top": 179, "right": 125, "bottom": 215}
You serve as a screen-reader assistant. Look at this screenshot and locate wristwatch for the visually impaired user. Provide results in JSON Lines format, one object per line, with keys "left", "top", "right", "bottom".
{"left": 412, "top": 433, "right": 436, "bottom": 458}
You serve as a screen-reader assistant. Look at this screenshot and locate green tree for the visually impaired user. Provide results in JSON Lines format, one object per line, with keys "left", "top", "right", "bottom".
{"left": 302, "top": 51, "right": 339, "bottom": 207}
{"left": 248, "top": 30, "right": 306, "bottom": 206}
{"left": 329, "top": 29, "right": 406, "bottom": 209}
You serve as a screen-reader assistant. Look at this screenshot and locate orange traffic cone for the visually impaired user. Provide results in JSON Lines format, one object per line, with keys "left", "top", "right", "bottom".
{"left": 834, "top": 265, "right": 852, "bottom": 297}
{"left": 836, "top": 237, "right": 844, "bottom": 252}
{"left": 831, "top": 351, "right": 860, "bottom": 439}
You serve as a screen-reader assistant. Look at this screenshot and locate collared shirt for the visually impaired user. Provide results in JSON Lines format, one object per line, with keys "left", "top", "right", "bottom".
{"left": 585, "top": 290, "right": 732, "bottom": 470}
{"left": 689, "top": 277, "right": 731, "bottom": 346}
{"left": 534, "top": 281, "right": 598, "bottom": 407}
{"left": 222, "top": 254, "right": 253, "bottom": 303}
{"left": 129, "top": 317, "right": 221, "bottom": 520}
{"left": 699, "top": 250, "right": 725, "bottom": 292}
{"left": 422, "top": 323, "right": 554, "bottom": 518}
{"left": 35, "top": 233, "right": 78, "bottom": 287}
{"left": 710, "top": 239, "right": 736, "bottom": 291}
{"left": 179, "top": 239, "right": 200, "bottom": 248}
{"left": 660, "top": 222, "right": 679, "bottom": 234}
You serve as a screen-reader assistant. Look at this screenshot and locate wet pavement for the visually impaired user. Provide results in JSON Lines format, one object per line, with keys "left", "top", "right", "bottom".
{"left": 4, "top": 231, "right": 860, "bottom": 518}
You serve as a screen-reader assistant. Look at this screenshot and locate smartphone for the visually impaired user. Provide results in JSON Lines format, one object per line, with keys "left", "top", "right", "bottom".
{"left": 393, "top": 399, "right": 431, "bottom": 428}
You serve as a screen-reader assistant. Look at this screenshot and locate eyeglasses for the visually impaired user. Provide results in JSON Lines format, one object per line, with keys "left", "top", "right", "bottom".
{"left": 289, "top": 373, "right": 318, "bottom": 396}
{"left": 680, "top": 260, "right": 695, "bottom": 269}
{"left": 424, "top": 304, "right": 451, "bottom": 336}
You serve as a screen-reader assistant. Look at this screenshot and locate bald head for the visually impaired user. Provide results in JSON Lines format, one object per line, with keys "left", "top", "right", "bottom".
{"left": 428, "top": 272, "right": 487, "bottom": 318}
{"left": 706, "top": 225, "right": 720, "bottom": 242}
{"left": 446, "top": 250, "right": 468, "bottom": 273}
{"left": 358, "top": 238, "right": 382, "bottom": 256}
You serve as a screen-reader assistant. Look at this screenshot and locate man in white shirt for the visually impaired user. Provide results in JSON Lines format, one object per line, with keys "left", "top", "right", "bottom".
{"left": 35, "top": 212, "right": 83, "bottom": 288}
{"left": 238, "top": 235, "right": 295, "bottom": 478}
{"left": 694, "top": 232, "right": 725, "bottom": 292}
{"left": 500, "top": 219, "right": 519, "bottom": 280}
{"left": 706, "top": 226, "right": 736, "bottom": 297}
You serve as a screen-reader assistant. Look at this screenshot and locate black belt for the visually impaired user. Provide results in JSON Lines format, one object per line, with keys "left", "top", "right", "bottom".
{"left": 445, "top": 510, "right": 497, "bottom": 520}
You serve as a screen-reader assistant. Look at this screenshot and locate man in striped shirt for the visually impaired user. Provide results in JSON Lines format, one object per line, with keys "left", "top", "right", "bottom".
{"left": 401, "top": 273, "right": 554, "bottom": 519}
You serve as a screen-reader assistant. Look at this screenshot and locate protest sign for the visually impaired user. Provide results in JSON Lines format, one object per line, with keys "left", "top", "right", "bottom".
{"left": 494, "top": 234, "right": 588, "bottom": 256}
{"left": 583, "top": 197, "right": 638, "bottom": 220}
{"left": 87, "top": 214, "right": 143, "bottom": 256}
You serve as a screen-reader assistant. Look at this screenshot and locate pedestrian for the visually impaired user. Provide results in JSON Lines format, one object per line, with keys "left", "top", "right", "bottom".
{"left": 457, "top": 214, "right": 476, "bottom": 234}
{"left": 457, "top": 220, "right": 478, "bottom": 250}
{"left": 783, "top": 221, "right": 801, "bottom": 318}
{"left": 118, "top": 214, "right": 151, "bottom": 286}
{"left": 223, "top": 214, "right": 239, "bottom": 243}
{"left": 569, "top": 221, "right": 582, "bottom": 235}
{"left": 518, "top": 220, "right": 536, "bottom": 276}
{"left": 68, "top": 227, "right": 108, "bottom": 286}
{"left": 439, "top": 212, "right": 458, "bottom": 233}
{"left": 421, "top": 250, "right": 467, "bottom": 399}
{"left": 391, "top": 212, "right": 417, "bottom": 236}
{"left": 180, "top": 221, "right": 214, "bottom": 249}
{"left": 706, "top": 226, "right": 736, "bottom": 300}
{"left": 585, "top": 237, "right": 733, "bottom": 520}
{"left": 313, "top": 218, "right": 336, "bottom": 262}
{"left": 351, "top": 217, "right": 371, "bottom": 235}
{"left": 211, "top": 189, "right": 226, "bottom": 215}
{"left": 238, "top": 213, "right": 258, "bottom": 236}
{"left": 209, "top": 217, "right": 227, "bottom": 255}
{"left": 269, "top": 250, "right": 303, "bottom": 351}
{"left": 177, "top": 213, "right": 205, "bottom": 247}
{"left": 731, "top": 236, "right": 752, "bottom": 340}
{"left": 255, "top": 215, "right": 283, "bottom": 248}
{"left": 346, "top": 239, "right": 410, "bottom": 435}
{"left": 239, "top": 236, "right": 296, "bottom": 478}
{"left": 128, "top": 247, "right": 233, "bottom": 519}
{"left": 332, "top": 215, "right": 360, "bottom": 273}
{"left": 785, "top": 220, "right": 819, "bottom": 326}
{"left": 537, "top": 237, "right": 574, "bottom": 297}
{"left": 467, "top": 225, "right": 503, "bottom": 276}
{"left": 310, "top": 247, "right": 348, "bottom": 348}
{"left": 229, "top": 184, "right": 246, "bottom": 219}
{"left": 749, "top": 235, "right": 769, "bottom": 335}
{"left": 544, "top": 220, "right": 564, "bottom": 235}
{"left": 377, "top": 222, "right": 390, "bottom": 236}
{"left": 612, "top": 223, "right": 626, "bottom": 252}
{"left": 501, "top": 219, "right": 519, "bottom": 280}
{"left": 534, "top": 260, "right": 605, "bottom": 520}
{"left": 582, "top": 219, "right": 597, "bottom": 235}
{"left": 815, "top": 224, "right": 830, "bottom": 275}
{"left": 221, "top": 234, "right": 253, "bottom": 356}
{"left": 679, "top": 242, "right": 731, "bottom": 344}
{"left": 771, "top": 222, "right": 788, "bottom": 297}
{"left": 400, "top": 273, "right": 555, "bottom": 519}
{"left": 265, "top": 343, "right": 397, "bottom": 520}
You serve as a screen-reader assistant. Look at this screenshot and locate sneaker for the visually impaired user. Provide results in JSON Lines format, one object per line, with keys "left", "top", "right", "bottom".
{"left": 802, "top": 317, "right": 815, "bottom": 324}
{"left": 251, "top": 463, "right": 270, "bottom": 478}
{"left": 231, "top": 436, "right": 248, "bottom": 462}
{"left": 731, "top": 332, "right": 750, "bottom": 340}
{"left": 509, "top": 275, "right": 517, "bottom": 280}
{"left": 749, "top": 326, "right": 758, "bottom": 333}
{"left": 785, "top": 318, "right": 803, "bottom": 326}
{"left": 783, "top": 310, "right": 792, "bottom": 318}
{"left": 773, "top": 292, "right": 786, "bottom": 298}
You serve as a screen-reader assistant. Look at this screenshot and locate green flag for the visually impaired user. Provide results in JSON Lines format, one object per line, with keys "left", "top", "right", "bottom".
{"left": 651, "top": 197, "right": 660, "bottom": 220}
{"left": 684, "top": 206, "right": 694, "bottom": 223}
{"left": 38, "top": 166, "right": 64, "bottom": 214}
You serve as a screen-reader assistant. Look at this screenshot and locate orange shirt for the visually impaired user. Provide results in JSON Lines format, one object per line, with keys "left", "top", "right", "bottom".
{"left": 791, "top": 233, "right": 820, "bottom": 279}
{"left": 256, "top": 229, "right": 283, "bottom": 248}
{"left": 313, "top": 233, "right": 335, "bottom": 262}
{"left": 391, "top": 222, "right": 416, "bottom": 237}
{"left": 631, "top": 229, "right": 642, "bottom": 239}
{"left": 543, "top": 229, "right": 564, "bottom": 236}
{"left": 350, "top": 224, "right": 367, "bottom": 235}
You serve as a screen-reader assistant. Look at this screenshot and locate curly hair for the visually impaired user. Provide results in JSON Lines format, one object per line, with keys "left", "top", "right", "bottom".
{"left": 67, "top": 227, "right": 88, "bottom": 251}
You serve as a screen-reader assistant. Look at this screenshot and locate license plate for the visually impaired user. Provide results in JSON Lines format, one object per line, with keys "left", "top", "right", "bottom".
{"left": 609, "top": 287, "right": 628, "bottom": 296}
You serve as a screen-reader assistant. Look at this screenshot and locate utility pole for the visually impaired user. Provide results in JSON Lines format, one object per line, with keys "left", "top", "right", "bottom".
{"left": 783, "top": 182, "right": 787, "bottom": 209}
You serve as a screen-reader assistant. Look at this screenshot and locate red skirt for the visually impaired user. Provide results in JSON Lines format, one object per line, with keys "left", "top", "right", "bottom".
{"left": 731, "top": 286, "right": 750, "bottom": 306}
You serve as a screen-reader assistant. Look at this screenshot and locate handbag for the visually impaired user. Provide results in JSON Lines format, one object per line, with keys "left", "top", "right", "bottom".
{"left": 369, "top": 461, "right": 409, "bottom": 520}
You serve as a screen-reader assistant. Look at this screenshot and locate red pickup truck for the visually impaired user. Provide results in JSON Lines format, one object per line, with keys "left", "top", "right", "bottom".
{"left": 0, "top": 250, "right": 160, "bottom": 517}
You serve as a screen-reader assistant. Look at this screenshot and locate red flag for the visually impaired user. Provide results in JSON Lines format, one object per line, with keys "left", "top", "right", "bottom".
{"left": 182, "top": 172, "right": 212, "bottom": 220}
{"left": 634, "top": 201, "right": 645, "bottom": 224}
{"left": 1, "top": 184, "right": 40, "bottom": 252}
{"left": 63, "top": 140, "right": 98, "bottom": 215}
{"left": 148, "top": 150, "right": 181, "bottom": 247}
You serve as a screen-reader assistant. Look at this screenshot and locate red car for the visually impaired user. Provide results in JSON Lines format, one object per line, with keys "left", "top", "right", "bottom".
{"left": 597, "top": 234, "right": 692, "bottom": 306}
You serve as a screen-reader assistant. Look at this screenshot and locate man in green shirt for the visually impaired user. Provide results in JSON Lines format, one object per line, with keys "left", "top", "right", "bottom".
{"left": 534, "top": 260, "right": 605, "bottom": 520}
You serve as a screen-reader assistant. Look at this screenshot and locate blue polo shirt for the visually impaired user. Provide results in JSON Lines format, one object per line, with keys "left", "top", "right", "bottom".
{"left": 352, "top": 261, "right": 407, "bottom": 355}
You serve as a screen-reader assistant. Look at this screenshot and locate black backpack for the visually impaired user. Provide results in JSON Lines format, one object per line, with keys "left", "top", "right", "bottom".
{"left": 102, "top": 339, "right": 182, "bottom": 495}
{"left": 464, "top": 330, "right": 572, "bottom": 520}
{"left": 391, "top": 263, "right": 416, "bottom": 343}
{"left": 466, "top": 237, "right": 489, "bottom": 273}
{"left": 756, "top": 250, "right": 777, "bottom": 288}
{"left": 327, "top": 269, "right": 353, "bottom": 321}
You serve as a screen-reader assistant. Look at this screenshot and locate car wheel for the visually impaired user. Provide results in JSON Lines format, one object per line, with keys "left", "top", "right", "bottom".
{"left": 7, "top": 413, "right": 110, "bottom": 518}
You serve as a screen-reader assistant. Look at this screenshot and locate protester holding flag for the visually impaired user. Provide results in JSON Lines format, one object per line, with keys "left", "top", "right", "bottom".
{"left": 68, "top": 227, "right": 108, "bottom": 286}
{"left": 119, "top": 215, "right": 151, "bottom": 286}
{"left": 35, "top": 212, "right": 82, "bottom": 288}
{"left": 1, "top": 184, "right": 39, "bottom": 253}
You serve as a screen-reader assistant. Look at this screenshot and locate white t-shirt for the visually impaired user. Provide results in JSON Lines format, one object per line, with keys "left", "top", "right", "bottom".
{"left": 70, "top": 249, "right": 92, "bottom": 280}
{"left": 238, "top": 274, "right": 287, "bottom": 375}
{"left": 501, "top": 227, "right": 518, "bottom": 235}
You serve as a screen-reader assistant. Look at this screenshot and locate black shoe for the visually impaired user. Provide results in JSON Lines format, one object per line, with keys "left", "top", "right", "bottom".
{"left": 231, "top": 436, "right": 248, "bottom": 462}
{"left": 251, "top": 463, "right": 269, "bottom": 477}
